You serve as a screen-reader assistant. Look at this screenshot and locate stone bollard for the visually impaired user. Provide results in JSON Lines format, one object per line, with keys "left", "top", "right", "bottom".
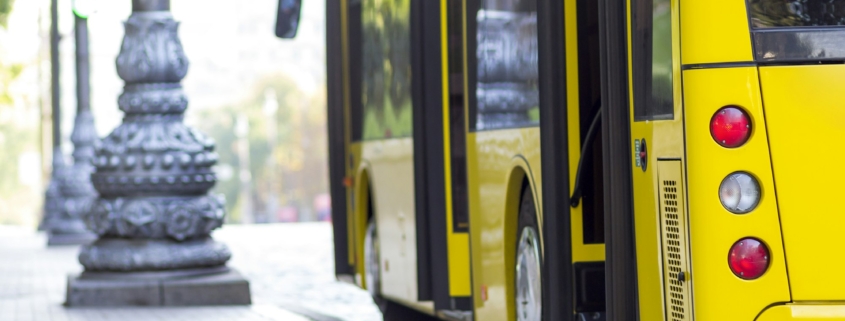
{"left": 65, "top": 0, "right": 250, "bottom": 306}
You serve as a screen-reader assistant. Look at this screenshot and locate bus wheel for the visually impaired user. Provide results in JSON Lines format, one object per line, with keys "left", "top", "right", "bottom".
{"left": 516, "top": 187, "right": 542, "bottom": 321}
{"left": 364, "top": 219, "right": 387, "bottom": 310}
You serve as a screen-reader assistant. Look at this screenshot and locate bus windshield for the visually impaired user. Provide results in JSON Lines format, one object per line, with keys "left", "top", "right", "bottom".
{"left": 748, "top": 0, "right": 845, "bottom": 29}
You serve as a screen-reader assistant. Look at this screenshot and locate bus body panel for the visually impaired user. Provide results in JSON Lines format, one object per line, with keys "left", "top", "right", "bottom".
{"left": 359, "top": 138, "right": 423, "bottom": 304}
{"left": 757, "top": 304, "right": 845, "bottom": 321}
{"left": 627, "top": 0, "right": 687, "bottom": 319}
{"left": 466, "top": 128, "right": 542, "bottom": 321}
{"left": 759, "top": 64, "right": 845, "bottom": 301}
{"left": 682, "top": 66, "right": 791, "bottom": 321}
{"left": 679, "top": 0, "right": 753, "bottom": 65}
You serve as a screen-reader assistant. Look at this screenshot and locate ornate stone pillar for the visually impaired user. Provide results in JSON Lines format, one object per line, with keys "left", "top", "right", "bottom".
{"left": 66, "top": 0, "right": 250, "bottom": 306}
{"left": 40, "top": 0, "right": 98, "bottom": 246}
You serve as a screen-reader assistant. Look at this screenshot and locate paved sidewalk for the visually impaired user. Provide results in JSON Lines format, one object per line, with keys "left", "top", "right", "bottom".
{"left": 0, "top": 223, "right": 382, "bottom": 321}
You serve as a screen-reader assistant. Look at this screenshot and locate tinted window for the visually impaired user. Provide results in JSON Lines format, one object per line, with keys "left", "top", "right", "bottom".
{"left": 749, "top": 0, "right": 845, "bottom": 28}
{"left": 632, "top": 0, "right": 673, "bottom": 121}
{"left": 473, "top": 0, "right": 539, "bottom": 130}
{"left": 361, "top": 0, "right": 412, "bottom": 139}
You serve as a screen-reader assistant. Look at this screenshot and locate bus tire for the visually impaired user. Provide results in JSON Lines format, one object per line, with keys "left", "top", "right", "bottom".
{"left": 364, "top": 219, "right": 388, "bottom": 312}
{"left": 515, "top": 186, "right": 543, "bottom": 321}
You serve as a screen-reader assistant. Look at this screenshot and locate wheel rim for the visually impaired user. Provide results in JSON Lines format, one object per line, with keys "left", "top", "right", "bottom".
{"left": 516, "top": 226, "right": 542, "bottom": 321}
{"left": 364, "top": 221, "right": 380, "bottom": 297}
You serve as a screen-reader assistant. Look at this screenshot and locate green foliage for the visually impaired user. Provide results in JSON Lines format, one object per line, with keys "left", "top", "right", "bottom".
{"left": 0, "top": 0, "right": 15, "bottom": 28}
{"left": 0, "top": 62, "right": 22, "bottom": 105}
{"left": 0, "top": 44, "right": 40, "bottom": 226}
{"left": 194, "top": 73, "right": 329, "bottom": 223}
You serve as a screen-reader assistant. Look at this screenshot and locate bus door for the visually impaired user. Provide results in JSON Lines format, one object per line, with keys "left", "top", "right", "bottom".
{"left": 326, "top": 0, "right": 356, "bottom": 283}
{"left": 341, "top": 0, "right": 425, "bottom": 309}
{"left": 412, "top": 0, "right": 474, "bottom": 317}
{"left": 335, "top": 0, "right": 474, "bottom": 315}
{"left": 548, "top": 0, "right": 685, "bottom": 320}
{"left": 537, "top": 0, "right": 611, "bottom": 319}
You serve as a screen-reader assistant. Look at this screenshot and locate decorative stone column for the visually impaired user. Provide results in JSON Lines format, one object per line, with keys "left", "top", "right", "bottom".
{"left": 66, "top": 0, "right": 250, "bottom": 306}
{"left": 40, "top": 0, "right": 98, "bottom": 246}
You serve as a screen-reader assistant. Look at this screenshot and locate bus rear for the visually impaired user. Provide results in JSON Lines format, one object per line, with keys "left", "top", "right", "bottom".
{"left": 681, "top": 1, "right": 845, "bottom": 320}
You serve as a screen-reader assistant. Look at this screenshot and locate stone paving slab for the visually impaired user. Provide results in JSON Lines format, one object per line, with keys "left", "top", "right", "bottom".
{"left": 0, "top": 223, "right": 382, "bottom": 321}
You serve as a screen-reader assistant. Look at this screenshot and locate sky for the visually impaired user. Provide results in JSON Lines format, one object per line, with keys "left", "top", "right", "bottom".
{"left": 80, "top": 0, "right": 325, "bottom": 142}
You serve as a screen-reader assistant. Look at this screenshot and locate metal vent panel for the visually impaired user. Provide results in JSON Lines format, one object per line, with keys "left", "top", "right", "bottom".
{"left": 658, "top": 161, "right": 692, "bottom": 321}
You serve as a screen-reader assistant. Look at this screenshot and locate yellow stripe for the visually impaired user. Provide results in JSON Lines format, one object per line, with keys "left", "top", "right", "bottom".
{"left": 440, "top": 0, "right": 452, "bottom": 242}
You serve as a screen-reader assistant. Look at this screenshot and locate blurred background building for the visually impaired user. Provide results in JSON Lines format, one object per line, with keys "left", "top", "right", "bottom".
{"left": 0, "top": 0, "right": 329, "bottom": 227}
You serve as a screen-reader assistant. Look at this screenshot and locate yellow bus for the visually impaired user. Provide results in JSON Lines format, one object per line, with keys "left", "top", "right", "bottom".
{"left": 317, "top": 0, "right": 845, "bottom": 320}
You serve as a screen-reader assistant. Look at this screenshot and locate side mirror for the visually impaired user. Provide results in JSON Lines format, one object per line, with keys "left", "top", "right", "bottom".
{"left": 275, "top": 0, "right": 302, "bottom": 39}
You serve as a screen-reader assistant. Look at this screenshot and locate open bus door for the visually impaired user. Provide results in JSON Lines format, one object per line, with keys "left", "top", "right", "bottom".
{"left": 325, "top": 0, "right": 474, "bottom": 317}
{"left": 537, "top": 0, "right": 639, "bottom": 319}
{"left": 539, "top": 0, "right": 668, "bottom": 319}
{"left": 325, "top": 0, "right": 356, "bottom": 280}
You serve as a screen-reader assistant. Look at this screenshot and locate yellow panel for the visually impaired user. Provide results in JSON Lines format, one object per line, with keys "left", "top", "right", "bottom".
{"left": 466, "top": 128, "right": 542, "bottom": 321}
{"left": 758, "top": 305, "right": 845, "bottom": 321}
{"left": 759, "top": 65, "right": 845, "bottom": 301}
{"left": 657, "top": 161, "right": 692, "bottom": 321}
{"left": 448, "top": 233, "right": 471, "bottom": 296}
{"left": 679, "top": 0, "right": 753, "bottom": 64}
{"left": 629, "top": 123, "right": 665, "bottom": 321}
{"left": 683, "top": 67, "right": 790, "bottom": 321}
{"left": 627, "top": 0, "right": 683, "bottom": 319}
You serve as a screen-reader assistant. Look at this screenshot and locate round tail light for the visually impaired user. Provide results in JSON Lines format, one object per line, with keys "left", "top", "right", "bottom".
{"left": 710, "top": 106, "right": 751, "bottom": 148}
{"left": 719, "top": 172, "right": 761, "bottom": 214}
{"left": 728, "top": 238, "right": 769, "bottom": 280}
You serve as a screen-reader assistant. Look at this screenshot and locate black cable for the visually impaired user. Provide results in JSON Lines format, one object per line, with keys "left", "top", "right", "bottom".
{"left": 570, "top": 106, "right": 602, "bottom": 208}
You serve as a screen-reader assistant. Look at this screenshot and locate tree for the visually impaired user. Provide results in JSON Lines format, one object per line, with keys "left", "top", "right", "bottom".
{"left": 0, "top": 0, "right": 14, "bottom": 28}
{"left": 193, "top": 73, "right": 328, "bottom": 224}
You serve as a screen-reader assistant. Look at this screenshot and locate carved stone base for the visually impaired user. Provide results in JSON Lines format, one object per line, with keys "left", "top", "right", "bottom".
{"left": 47, "top": 231, "right": 97, "bottom": 246}
{"left": 78, "top": 237, "right": 231, "bottom": 272}
{"left": 65, "top": 268, "right": 251, "bottom": 306}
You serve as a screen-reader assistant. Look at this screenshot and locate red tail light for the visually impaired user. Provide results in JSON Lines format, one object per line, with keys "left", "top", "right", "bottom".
{"left": 729, "top": 238, "right": 769, "bottom": 280}
{"left": 710, "top": 106, "right": 751, "bottom": 148}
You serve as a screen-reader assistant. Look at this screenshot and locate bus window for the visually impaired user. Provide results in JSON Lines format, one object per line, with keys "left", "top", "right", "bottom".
{"left": 748, "top": 0, "right": 845, "bottom": 28}
{"left": 632, "top": 0, "right": 673, "bottom": 121}
{"left": 472, "top": 0, "right": 539, "bottom": 130}
{"left": 361, "top": 0, "right": 412, "bottom": 139}
{"left": 747, "top": 0, "right": 845, "bottom": 62}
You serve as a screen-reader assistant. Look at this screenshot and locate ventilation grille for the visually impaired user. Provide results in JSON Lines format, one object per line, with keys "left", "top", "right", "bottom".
{"left": 658, "top": 161, "right": 692, "bottom": 321}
